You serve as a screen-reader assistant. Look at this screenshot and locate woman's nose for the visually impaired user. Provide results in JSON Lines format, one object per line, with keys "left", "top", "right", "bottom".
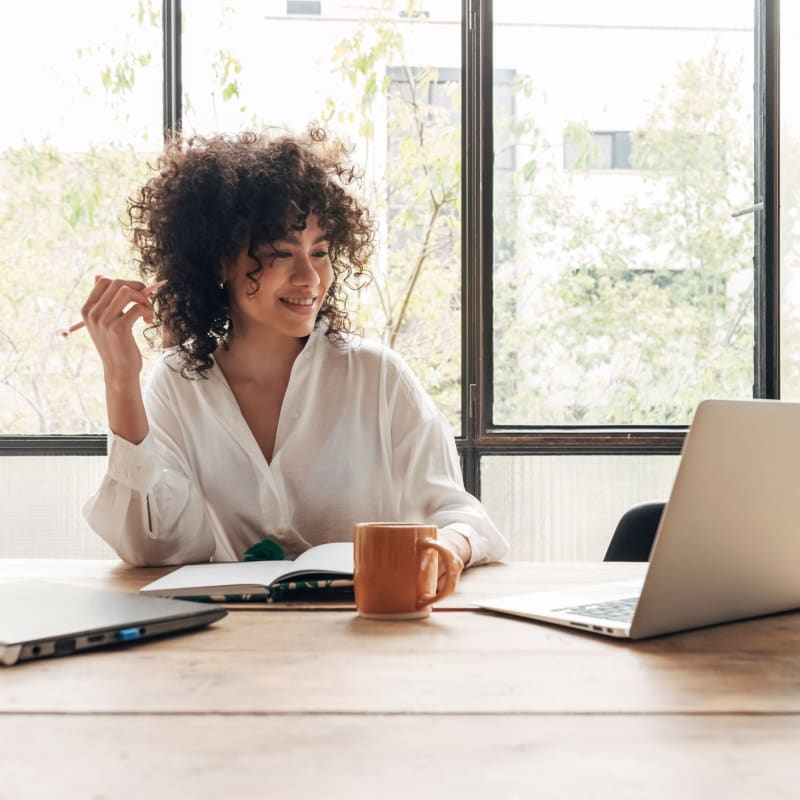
{"left": 291, "top": 253, "right": 320, "bottom": 287}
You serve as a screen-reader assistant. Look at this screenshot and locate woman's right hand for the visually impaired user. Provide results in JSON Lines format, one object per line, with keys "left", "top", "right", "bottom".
{"left": 81, "top": 276, "right": 164, "bottom": 444}
{"left": 81, "top": 276, "right": 162, "bottom": 385}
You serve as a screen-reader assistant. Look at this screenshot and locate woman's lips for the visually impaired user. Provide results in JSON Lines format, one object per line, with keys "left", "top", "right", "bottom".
{"left": 279, "top": 296, "right": 317, "bottom": 314}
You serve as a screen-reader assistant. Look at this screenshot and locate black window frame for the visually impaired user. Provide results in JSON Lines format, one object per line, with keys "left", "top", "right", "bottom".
{"left": 0, "top": 0, "right": 781, "bottom": 508}
{"left": 462, "top": 0, "right": 778, "bottom": 495}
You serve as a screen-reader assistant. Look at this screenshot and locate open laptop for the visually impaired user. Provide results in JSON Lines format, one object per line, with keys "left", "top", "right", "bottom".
{"left": 0, "top": 580, "right": 227, "bottom": 665}
{"left": 476, "top": 399, "right": 800, "bottom": 639}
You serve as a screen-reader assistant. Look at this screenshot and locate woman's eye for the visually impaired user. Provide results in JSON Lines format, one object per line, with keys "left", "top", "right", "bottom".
{"left": 313, "top": 250, "right": 330, "bottom": 258}
{"left": 274, "top": 251, "right": 292, "bottom": 258}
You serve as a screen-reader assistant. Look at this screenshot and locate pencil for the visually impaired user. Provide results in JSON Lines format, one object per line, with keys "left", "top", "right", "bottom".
{"left": 55, "top": 280, "right": 168, "bottom": 340}
{"left": 56, "top": 321, "right": 87, "bottom": 339}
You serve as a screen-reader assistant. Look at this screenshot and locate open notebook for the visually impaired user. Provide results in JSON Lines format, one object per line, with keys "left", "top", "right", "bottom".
{"left": 140, "top": 542, "right": 354, "bottom": 602}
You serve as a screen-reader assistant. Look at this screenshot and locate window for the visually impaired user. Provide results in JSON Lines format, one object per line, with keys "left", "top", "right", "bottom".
{"left": 0, "top": 0, "right": 779, "bottom": 562}
{"left": 181, "top": 1, "right": 463, "bottom": 426}
{"left": 0, "top": 0, "right": 163, "bottom": 556}
{"left": 0, "top": 2, "right": 162, "bottom": 437}
{"left": 492, "top": 2, "right": 756, "bottom": 428}
{"left": 287, "top": 1, "right": 321, "bottom": 15}
{"left": 564, "top": 130, "right": 632, "bottom": 170}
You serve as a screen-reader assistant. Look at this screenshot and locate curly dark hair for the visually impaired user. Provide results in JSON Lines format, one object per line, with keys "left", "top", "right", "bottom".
{"left": 127, "top": 126, "right": 375, "bottom": 377}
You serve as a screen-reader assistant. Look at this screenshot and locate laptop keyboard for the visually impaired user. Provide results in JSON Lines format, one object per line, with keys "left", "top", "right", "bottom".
{"left": 555, "top": 596, "right": 639, "bottom": 623}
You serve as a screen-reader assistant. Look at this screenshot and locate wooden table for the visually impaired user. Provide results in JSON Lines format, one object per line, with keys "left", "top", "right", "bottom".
{"left": 1, "top": 560, "right": 798, "bottom": 799}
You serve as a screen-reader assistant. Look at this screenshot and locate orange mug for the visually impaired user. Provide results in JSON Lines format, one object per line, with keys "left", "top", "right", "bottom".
{"left": 353, "top": 523, "right": 461, "bottom": 619}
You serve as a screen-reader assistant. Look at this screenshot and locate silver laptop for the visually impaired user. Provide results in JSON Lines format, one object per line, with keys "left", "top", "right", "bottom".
{"left": 476, "top": 399, "right": 800, "bottom": 639}
{"left": 0, "top": 580, "right": 227, "bottom": 665}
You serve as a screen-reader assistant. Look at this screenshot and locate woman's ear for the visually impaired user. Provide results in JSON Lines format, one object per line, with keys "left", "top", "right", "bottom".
{"left": 220, "top": 253, "right": 236, "bottom": 288}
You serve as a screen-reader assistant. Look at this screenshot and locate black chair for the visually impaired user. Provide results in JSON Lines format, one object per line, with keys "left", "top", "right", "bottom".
{"left": 603, "top": 500, "right": 666, "bottom": 562}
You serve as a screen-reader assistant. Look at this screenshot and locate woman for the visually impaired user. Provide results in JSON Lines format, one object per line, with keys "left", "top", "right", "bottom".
{"left": 82, "top": 127, "right": 508, "bottom": 582}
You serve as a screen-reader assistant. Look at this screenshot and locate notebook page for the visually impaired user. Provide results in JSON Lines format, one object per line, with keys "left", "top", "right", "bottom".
{"left": 140, "top": 560, "right": 294, "bottom": 594}
{"left": 282, "top": 542, "right": 354, "bottom": 579}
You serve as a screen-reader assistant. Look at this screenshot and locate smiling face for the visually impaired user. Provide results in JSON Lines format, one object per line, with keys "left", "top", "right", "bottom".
{"left": 224, "top": 213, "right": 334, "bottom": 344}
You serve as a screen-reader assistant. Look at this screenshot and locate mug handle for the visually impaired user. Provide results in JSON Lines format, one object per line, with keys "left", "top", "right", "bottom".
{"left": 416, "top": 538, "right": 462, "bottom": 610}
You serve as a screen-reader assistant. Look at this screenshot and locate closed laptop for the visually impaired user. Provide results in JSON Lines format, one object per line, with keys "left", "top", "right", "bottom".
{"left": 0, "top": 580, "right": 226, "bottom": 665}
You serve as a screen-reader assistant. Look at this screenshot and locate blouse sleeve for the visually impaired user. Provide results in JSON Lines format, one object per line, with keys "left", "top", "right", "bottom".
{"left": 386, "top": 353, "right": 509, "bottom": 565}
{"left": 82, "top": 364, "right": 216, "bottom": 566}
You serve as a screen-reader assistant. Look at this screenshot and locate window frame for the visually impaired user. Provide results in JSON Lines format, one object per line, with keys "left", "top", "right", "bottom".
{"left": 0, "top": 0, "right": 781, "bottom": 502}
{"left": 460, "top": 0, "right": 779, "bottom": 496}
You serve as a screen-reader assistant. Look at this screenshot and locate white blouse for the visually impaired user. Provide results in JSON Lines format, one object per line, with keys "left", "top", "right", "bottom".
{"left": 83, "top": 326, "right": 509, "bottom": 567}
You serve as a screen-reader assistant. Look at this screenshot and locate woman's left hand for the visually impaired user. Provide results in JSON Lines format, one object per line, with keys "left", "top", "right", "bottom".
{"left": 435, "top": 529, "right": 471, "bottom": 594}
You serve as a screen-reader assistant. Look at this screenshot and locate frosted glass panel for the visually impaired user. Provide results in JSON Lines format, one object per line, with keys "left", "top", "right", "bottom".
{"left": 3, "top": 453, "right": 679, "bottom": 560}
{"left": 0, "top": 457, "right": 113, "bottom": 558}
{"left": 481, "top": 455, "right": 679, "bottom": 560}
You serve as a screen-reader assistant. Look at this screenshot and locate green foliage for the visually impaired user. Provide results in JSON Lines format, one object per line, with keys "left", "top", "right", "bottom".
{"left": 214, "top": 50, "right": 242, "bottom": 102}
{"left": 563, "top": 121, "right": 600, "bottom": 171}
{"left": 99, "top": 50, "right": 152, "bottom": 96}
{"left": 80, "top": 1, "right": 159, "bottom": 100}
{"left": 0, "top": 143, "right": 153, "bottom": 433}
{"left": 1, "top": 2, "right": 161, "bottom": 433}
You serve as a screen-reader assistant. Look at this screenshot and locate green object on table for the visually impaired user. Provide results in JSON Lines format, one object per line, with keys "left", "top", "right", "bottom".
{"left": 243, "top": 539, "right": 286, "bottom": 561}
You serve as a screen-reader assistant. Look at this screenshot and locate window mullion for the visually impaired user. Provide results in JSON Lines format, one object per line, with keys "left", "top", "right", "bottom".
{"left": 754, "top": 0, "right": 780, "bottom": 398}
{"left": 461, "top": 0, "right": 493, "bottom": 495}
{"left": 163, "top": 0, "right": 182, "bottom": 138}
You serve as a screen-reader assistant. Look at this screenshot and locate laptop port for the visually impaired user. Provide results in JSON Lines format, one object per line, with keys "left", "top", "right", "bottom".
{"left": 54, "top": 638, "right": 76, "bottom": 655}
{"left": 87, "top": 634, "right": 105, "bottom": 644}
